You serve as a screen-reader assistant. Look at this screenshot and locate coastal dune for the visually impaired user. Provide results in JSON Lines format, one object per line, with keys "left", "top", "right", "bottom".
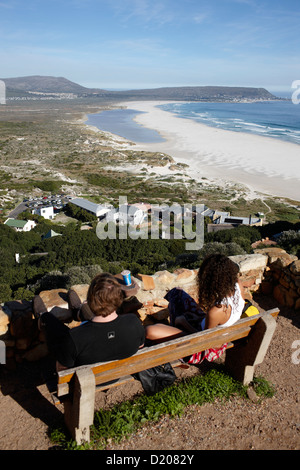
{"left": 120, "top": 101, "right": 300, "bottom": 202}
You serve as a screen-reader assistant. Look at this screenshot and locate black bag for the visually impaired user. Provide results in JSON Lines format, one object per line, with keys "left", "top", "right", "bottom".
{"left": 134, "top": 363, "right": 176, "bottom": 395}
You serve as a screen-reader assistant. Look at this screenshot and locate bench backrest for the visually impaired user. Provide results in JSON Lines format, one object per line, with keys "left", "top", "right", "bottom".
{"left": 57, "top": 308, "right": 279, "bottom": 397}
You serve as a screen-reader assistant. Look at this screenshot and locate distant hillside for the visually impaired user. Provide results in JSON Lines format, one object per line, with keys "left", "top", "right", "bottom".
{"left": 1, "top": 75, "right": 100, "bottom": 94}
{"left": 112, "top": 85, "right": 276, "bottom": 101}
{"left": 1, "top": 75, "right": 278, "bottom": 101}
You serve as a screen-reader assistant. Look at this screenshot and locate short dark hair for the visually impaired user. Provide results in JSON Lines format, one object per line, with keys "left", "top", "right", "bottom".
{"left": 87, "top": 273, "right": 124, "bottom": 317}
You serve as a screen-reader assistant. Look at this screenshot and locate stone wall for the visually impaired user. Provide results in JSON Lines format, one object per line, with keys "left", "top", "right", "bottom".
{"left": 0, "top": 252, "right": 299, "bottom": 369}
{"left": 256, "top": 247, "right": 300, "bottom": 310}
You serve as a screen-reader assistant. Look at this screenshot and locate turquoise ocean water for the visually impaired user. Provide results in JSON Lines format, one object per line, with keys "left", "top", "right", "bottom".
{"left": 159, "top": 100, "right": 300, "bottom": 146}
{"left": 86, "top": 100, "right": 300, "bottom": 145}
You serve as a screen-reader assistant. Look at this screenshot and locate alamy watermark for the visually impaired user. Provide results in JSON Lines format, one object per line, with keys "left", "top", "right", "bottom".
{"left": 0, "top": 340, "right": 5, "bottom": 364}
{"left": 291, "top": 340, "right": 300, "bottom": 365}
{"left": 0, "top": 80, "right": 6, "bottom": 105}
{"left": 291, "top": 80, "right": 300, "bottom": 105}
{"left": 96, "top": 196, "right": 204, "bottom": 251}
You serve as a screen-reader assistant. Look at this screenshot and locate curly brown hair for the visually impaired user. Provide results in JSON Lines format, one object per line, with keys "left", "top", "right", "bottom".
{"left": 197, "top": 254, "right": 239, "bottom": 312}
{"left": 87, "top": 273, "right": 124, "bottom": 317}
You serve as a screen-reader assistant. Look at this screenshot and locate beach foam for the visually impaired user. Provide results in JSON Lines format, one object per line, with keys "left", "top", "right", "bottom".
{"left": 120, "top": 101, "right": 300, "bottom": 202}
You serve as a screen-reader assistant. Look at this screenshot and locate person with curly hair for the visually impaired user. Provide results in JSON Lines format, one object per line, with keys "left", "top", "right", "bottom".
{"left": 145, "top": 254, "right": 245, "bottom": 344}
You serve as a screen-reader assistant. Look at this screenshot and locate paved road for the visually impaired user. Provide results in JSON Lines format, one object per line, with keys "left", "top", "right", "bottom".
{"left": 8, "top": 202, "right": 28, "bottom": 218}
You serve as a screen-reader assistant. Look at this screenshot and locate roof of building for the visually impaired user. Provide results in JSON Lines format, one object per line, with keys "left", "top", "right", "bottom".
{"left": 42, "top": 229, "right": 62, "bottom": 239}
{"left": 71, "top": 198, "right": 111, "bottom": 217}
{"left": 4, "top": 218, "right": 27, "bottom": 228}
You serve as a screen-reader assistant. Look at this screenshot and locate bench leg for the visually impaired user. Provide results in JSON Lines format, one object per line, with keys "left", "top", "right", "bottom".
{"left": 63, "top": 368, "right": 96, "bottom": 445}
{"left": 225, "top": 315, "right": 277, "bottom": 386}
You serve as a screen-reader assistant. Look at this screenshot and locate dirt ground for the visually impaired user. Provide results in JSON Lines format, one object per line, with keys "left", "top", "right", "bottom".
{"left": 0, "top": 294, "right": 299, "bottom": 451}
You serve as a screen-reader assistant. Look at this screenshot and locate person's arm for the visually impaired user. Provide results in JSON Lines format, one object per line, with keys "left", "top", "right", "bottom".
{"left": 56, "top": 361, "right": 68, "bottom": 372}
{"left": 205, "top": 305, "right": 228, "bottom": 329}
{"left": 42, "top": 312, "right": 77, "bottom": 369}
{"left": 238, "top": 279, "right": 246, "bottom": 300}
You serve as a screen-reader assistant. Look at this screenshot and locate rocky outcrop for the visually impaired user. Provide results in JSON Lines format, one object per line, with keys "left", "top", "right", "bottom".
{"left": 256, "top": 247, "right": 300, "bottom": 310}
{"left": 0, "top": 253, "right": 298, "bottom": 368}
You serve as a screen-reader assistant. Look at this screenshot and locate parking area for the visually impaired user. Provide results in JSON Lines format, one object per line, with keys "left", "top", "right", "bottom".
{"left": 23, "top": 194, "right": 72, "bottom": 211}
{"left": 8, "top": 195, "right": 73, "bottom": 218}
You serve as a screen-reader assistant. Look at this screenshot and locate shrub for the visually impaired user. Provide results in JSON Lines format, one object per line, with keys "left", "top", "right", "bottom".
{"left": 198, "top": 241, "right": 245, "bottom": 261}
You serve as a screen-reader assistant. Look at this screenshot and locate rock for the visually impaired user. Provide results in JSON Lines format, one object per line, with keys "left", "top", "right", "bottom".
{"left": 15, "top": 337, "right": 33, "bottom": 350}
{"left": 3, "top": 300, "right": 31, "bottom": 313}
{"left": 9, "top": 310, "right": 37, "bottom": 340}
{"left": 153, "top": 270, "right": 175, "bottom": 286}
{"left": 254, "top": 247, "right": 287, "bottom": 262}
{"left": 48, "top": 306, "right": 73, "bottom": 323}
{"left": 290, "top": 260, "right": 300, "bottom": 276}
{"left": 273, "top": 284, "right": 288, "bottom": 305}
{"left": 271, "top": 253, "right": 297, "bottom": 269}
{"left": 286, "top": 288, "right": 299, "bottom": 308}
{"left": 174, "top": 268, "right": 196, "bottom": 283}
{"left": 153, "top": 299, "right": 169, "bottom": 308}
{"left": 260, "top": 281, "right": 273, "bottom": 295}
{"left": 279, "top": 275, "right": 291, "bottom": 290}
{"left": 0, "top": 325, "right": 8, "bottom": 335}
{"left": 0, "top": 307, "right": 10, "bottom": 328}
{"left": 137, "top": 308, "right": 148, "bottom": 322}
{"left": 152, "top": 308, "right": 169, "bottom": 322}
{"left": 39, "top": 289, "right": 68, "bottom": 310}
{"left": 247, "top": 386, "right": 260, "bottom": 403}
{"left": 23, "top": 343, "right": 49, "bottom": 362}
{"left": 70, "top": 284, "right": 89, "bottom": 302}
{"left": 137, "top": 274, "right": 155, "bottom": 291}
{"left": 230, "top": 254, "right": 268, "bottom": 273}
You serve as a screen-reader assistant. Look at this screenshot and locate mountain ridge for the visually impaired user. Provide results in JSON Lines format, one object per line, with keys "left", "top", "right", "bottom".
{"left": 1, "top": 75, "right": 278, "bottom": 100}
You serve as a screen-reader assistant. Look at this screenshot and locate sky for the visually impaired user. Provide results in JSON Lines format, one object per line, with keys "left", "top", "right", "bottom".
{"left": 1, "top": 0, "right": 300, "bottom": 92}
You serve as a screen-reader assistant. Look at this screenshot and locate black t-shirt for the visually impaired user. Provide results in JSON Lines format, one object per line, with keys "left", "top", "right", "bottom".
{"left": 56, "top": 314, "right": 145, "bottom": 368}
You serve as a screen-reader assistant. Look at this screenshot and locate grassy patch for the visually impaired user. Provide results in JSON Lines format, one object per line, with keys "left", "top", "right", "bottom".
{"left": 49, "top": 369, "right": 275, "bottom": 450}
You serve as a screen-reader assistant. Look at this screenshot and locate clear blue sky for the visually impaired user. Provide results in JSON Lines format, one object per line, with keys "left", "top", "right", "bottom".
{"left": 1, "top": 0, "right": 300, "bottom": 92}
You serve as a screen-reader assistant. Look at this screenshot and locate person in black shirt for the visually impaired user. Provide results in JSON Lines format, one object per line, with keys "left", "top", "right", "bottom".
{"left": 33, "top": 273, "right": 145, "bottom": 371}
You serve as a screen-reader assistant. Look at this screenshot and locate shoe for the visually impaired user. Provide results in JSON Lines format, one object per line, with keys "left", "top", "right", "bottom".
{"left": 68, "top": 289, "right": 83, "bottom": 321}
{"left": 32, "top": 295, "right": 48, "bottom": 319}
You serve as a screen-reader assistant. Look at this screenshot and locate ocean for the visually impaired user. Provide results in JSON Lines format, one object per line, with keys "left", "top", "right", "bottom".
{"left": 159, "top": 100, "right": 300, "bottom": 146}
{"left": 86, "top": 100, "right": 300, "bottom": 146}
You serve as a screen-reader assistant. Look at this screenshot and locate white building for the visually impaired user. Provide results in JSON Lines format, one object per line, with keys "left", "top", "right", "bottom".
{"left": 213, "top": 213, "right": 262, "bottom": 226}
{"left": 4, "top": 218, "right": 36, "bottom": 232}
{"left": 111, "top": 204, "right": 148, "bottom": 226}
{"left": 33, "top": 206, "right": 55, "bottom": 220}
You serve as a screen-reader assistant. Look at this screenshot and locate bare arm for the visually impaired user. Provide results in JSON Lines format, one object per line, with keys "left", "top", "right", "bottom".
{"left": 238, "top": 279, "right": 246, "bottom": 300}
{"left": 205, "top": 305, "right": 230, "bottom": 329}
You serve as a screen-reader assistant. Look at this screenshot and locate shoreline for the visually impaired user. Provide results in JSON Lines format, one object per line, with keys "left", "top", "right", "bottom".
{"left": 123, "top": 101, "right": 300, "bottom": 202}
{"left": 81, "top": 101, "right": 300, "bottom": 203}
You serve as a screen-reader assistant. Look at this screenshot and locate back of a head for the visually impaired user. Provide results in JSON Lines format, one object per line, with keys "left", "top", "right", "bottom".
{"left": 197, "top": 254, "right": 239, "bottom": 310}
{"left": 87, "top": 273, "right": 124, "bottom": 317}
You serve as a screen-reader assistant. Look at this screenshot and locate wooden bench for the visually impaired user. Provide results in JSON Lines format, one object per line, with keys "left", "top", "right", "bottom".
{"left": 49, "top": 308, "right": 279, "bottom": 445}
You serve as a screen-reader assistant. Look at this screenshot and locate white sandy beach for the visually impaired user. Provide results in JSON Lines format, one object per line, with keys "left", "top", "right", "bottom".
{"left": 117, "top": 101, "right": 300, "bottom": 202}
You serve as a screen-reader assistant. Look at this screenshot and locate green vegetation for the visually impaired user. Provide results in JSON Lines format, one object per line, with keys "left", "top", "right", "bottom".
{"left": 49, "top": 368, "right": 275, "bottom": 450}
{"left": 0, "top": 214, "right": 299, "bottom": 302}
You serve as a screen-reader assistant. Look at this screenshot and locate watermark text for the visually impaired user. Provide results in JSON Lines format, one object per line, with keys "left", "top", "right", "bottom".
{"left": 291, "top": 80, "right": 300, "bottom": 105}
{"left": 291, "top": 340, "right": 300, "bottom": 364}
{"left": 0, "top": 80, "right": 6, "bottom": 105}
{"left": 96, "top": 196, "right": 204, "bottom": 251}
{"left": 0, "top": 340, "right": 6, "bottom": 364}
